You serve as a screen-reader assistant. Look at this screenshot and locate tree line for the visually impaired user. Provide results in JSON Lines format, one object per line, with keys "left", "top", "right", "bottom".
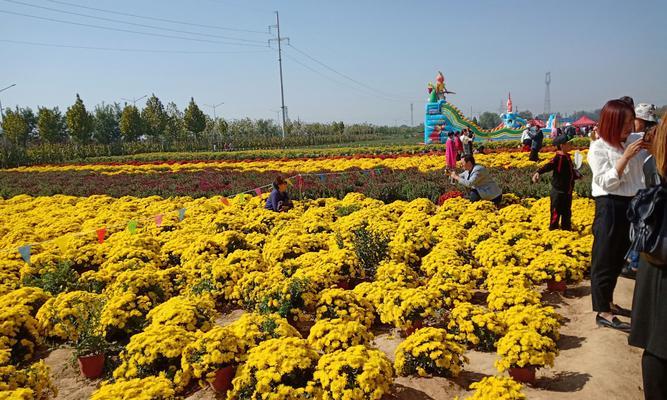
{"left": 0, "top": 94, "right": 417, "bottom": 167}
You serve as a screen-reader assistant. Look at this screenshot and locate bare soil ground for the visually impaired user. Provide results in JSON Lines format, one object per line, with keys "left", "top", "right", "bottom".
{"left": 46, "top": 278, "right": 644, "bottom": 400}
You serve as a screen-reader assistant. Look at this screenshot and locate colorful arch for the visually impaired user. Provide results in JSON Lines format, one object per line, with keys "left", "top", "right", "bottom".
{"left": 425, "top": 100, "right": 525, "bottom": 143}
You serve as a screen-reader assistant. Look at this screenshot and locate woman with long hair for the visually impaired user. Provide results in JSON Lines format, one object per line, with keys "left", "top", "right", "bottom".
{"left": 629, "top": 111, "right": 667, "bottom": 399}
{"left": 588, "top": 99, "right": 648, "bottom": 331}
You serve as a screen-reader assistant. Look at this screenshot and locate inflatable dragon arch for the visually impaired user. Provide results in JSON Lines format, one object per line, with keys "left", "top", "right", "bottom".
{"left": 424, "top": 72, "right": 529, "bottom": 144}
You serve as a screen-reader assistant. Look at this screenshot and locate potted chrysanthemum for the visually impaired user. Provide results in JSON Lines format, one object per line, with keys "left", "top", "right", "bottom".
{"left": 495, "top": 328, "right": 558, "bottom": 384}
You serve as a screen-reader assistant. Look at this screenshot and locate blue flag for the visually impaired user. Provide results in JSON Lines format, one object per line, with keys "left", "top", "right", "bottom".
{"left": 178, "top": 208, "right": 186, "bottom": 221}
{"left": 318, "top": 174, "right": 326, "bottom": 182}
{"left": 18, "top": 245, "right": 31, "bottom": 264}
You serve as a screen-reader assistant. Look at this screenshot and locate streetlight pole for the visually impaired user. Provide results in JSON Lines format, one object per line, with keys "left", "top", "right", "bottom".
{"left": 0, "top": 83, "right": 17, "bottom": 126}
{"left": 204, "top": 102, "right": 225, "bottom": 119}
{"left": 121, "top": 94, "right": 148, "bottom": 107}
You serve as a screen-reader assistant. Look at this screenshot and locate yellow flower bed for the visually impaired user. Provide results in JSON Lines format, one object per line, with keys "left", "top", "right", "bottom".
{"left": 394, "top": 327, "right": 468, "bottom": 377}
{"left": 495, "top": 328, "right": 558, "bottom": 372}
{"left": 313, "top": 345, "right": 393, "bottom": 400}
{"left": 0, "top": 361, "right": 57, "bottom": 399}
{"left": 225, "top": 313, "right": 302, "bottom": 352}
{"left": 307, "top": 319, "right": 373, "bottom": 353}
{"left": 90, "top": 376, "right": 175, "bottom": 400}
{"left": 464, "top": 376, "right": 526, "bottom": 400}
{"left": 315, "top": 288, "right": 374, "bottom": 329}
{"left": 0, "top": 189, "right": 597, "bottom": 397}
{"left": 447, "top": 302, "right": 505, "bottom": 351}
{"left": 5, "top": 151, "right": 563, "bottom": 175}
{"left": 113, "top": 324, "right": 196, "bottom": 390}
{"left": 180, "top": 326, "right": 243, "bottom": 385}
{"left": 36, "top": 290, "right": 105, "bottom": 341}
{"left": 228, "top": 337, "right": 320, "bottom": 400}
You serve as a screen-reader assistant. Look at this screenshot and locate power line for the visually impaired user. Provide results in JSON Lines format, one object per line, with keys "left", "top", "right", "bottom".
{"left": 0, "top": 9, "right": 269, "bottom": 48}
{"left": 44, "top": 0, "right": 269, "bottom": 34}
{"left": 0, "top": 39, "right": 272, "bottom": 55}
{"left": 286, "top": 44, "right": 409, "bottom": 102}
{"left": 4, "top": 0, "right": 266, "bottom": 44}
{"left": 282, "top": 52, "right": 402, "bottom": 103}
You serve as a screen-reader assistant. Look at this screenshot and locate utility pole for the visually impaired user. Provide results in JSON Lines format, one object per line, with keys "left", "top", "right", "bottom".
{"left": 269, "top": 11, "right": 289, "bottom": 140}
{"left": 410, "top": 103, "right": 414, "bottom": 126}
{"left": 205, "top": 102, "right": 225, "bottom": 119}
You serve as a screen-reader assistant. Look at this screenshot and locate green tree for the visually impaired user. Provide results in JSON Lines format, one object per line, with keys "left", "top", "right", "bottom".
{"left": 37, "top": 107, "right": 67, "bottom": 143}
{"left": 20, "top": 107, "right": 37, "bottom": 140}
{"left": 119, "top": 104, "right": 143, "bottom": 142}
{"left": 141, "top": 94, "right": 167, "bottom": 138}
{"left": 479, "top": 112, "right": 502, "bottom": 130}
{"left": 65, "top": 94, "right": 93, "bottom": 144}
{"left": 164, "top": 102, "right": 184, "bottom": 141}
{"left": 472, "top": 116, "right": 479, "bottom": 126}
{"left": 1, "top": 107, "right": 30, "bottom": 146}
{"left": 93, "top": 103, "right": 121, "bottom": 144}
{"left": 183, "top": 97, "right": 206, "bottom": 135}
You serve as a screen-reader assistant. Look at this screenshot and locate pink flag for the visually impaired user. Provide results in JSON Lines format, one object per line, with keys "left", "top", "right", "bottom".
{"left": 155, "top": 214, "right": 163, "bottom": 227}
{"left": 254, "top": 188, "right": 262, "bottom": 196}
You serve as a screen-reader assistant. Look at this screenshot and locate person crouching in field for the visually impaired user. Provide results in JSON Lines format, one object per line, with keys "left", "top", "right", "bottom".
{"left": 265, "top": 176, "right": 292, "bottom": 212}
{"left": 532, "top": 134, "right": 582, "bottom": 230}
{"left": 450, "top": 155, "right": 503, "bottom": 206}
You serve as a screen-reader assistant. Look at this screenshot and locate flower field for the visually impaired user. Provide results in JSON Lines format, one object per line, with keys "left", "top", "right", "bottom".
{"left": 0, "top": 175, "right": 597, "bottom": 399}
{"left": 0, "top": 150, "right": 592, "bottom": 200}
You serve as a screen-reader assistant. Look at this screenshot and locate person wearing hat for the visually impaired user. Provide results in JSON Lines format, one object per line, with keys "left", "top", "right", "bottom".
{"left": 635, "top": 103, "right": 658, "bottom": 135}
{"left": 532, "top": 134, "right": 582, "bottom": 230}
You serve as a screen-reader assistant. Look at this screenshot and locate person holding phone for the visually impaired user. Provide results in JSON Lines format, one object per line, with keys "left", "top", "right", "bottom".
{"left": 588, "top": 99, "right": 648, "bottom": 332}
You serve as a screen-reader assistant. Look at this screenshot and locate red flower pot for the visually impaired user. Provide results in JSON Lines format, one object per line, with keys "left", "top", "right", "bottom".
{"left": 547, "top": 279, "right": 567, "bottom": 293}
{"left": 78, "top": 354, "right": 105, "bottom": 379}
{"left": 336, "top": 279, "right": 350, "bottom": 290}
{"left": 210, "top": 365, "right": 236, "bottom": 394}
{"left": 403, "top": 319, "right": 424, "bottom": 336}
{"left": 508, "top": 366, "right": 536, "bottom": 384}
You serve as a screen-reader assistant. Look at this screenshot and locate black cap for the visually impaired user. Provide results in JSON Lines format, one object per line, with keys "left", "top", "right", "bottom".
{"left": 553, "top": 134, "right": 571, "bottom": 146}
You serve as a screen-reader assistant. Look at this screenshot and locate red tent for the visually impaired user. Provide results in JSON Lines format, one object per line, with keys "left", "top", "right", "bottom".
{"left": 572, "top": 115, "right": 597, "bottom": 127}
{"left": 528, "top": 119, "right": 546, "bottom": 128}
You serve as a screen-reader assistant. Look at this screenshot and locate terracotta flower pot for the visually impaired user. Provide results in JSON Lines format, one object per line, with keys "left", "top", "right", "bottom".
{"left": 508, "top": 366, "right": 536, "bottom": 384}
{"left": 403, "top": 319, "right": 424, "bottom": 336}
{"left": 547, "top": 279, "right": 567, "bottom": 293}
{"left": 210, "top": 365, "right": 236, "bottom": 394}
{"left": 78, "top": 354, "right": 105, "bottom": 379}
{"left": 336, "top": 279, "right": 350, "bottom": 290}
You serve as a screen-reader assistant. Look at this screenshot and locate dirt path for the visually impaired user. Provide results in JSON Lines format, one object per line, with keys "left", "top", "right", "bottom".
{"left": 46, "top": 278, "right": 644, "bottom": 400}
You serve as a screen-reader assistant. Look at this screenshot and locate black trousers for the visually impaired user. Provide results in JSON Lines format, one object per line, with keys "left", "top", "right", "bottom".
{"left": 549, "top": 190, "right": 573, "bottom": 230}
{"left": 529, "top": 148, "right": 540, "bottom": 161}
{"left": 591, "top": 195, "right": 632, "bottom": 312}
{"left": 643, "top": 351, "right": 667, "bottom": 400}
{"left": 468, "top": 189, "right": 502, "bottom": 206}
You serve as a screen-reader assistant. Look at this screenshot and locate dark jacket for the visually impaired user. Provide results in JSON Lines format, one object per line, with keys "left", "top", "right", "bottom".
{"left": 537, "top": 153, "right": 579, "bottom": 193}
{"left": 265, "top": 189, "right": 290, "bottom": 212}
{"left": 529, "top": 129, "right": 544, "bottom": 150}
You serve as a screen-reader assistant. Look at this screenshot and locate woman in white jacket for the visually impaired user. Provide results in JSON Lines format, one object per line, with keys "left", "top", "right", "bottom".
{"left": 588, "top": 99, "right": 648, "bottom": 332}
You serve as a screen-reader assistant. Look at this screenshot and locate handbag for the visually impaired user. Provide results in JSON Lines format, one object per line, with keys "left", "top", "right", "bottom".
{"left": 627, "top": 184, "right": 667, "bottom": 267}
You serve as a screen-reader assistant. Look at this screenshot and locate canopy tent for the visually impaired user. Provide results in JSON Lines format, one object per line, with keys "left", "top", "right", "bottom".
{"left": 527, "top": 119, "right": 546, "bottom": 128}
{"left": 572, "top": 115, "right": 597, "bottom": 127}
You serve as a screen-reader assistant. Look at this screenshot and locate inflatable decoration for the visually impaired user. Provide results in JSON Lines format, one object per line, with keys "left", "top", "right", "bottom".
{"left": 424, "top": 74, "right": 525, "bottom": 144}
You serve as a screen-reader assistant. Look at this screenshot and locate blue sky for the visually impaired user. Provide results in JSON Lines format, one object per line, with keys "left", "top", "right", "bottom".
{"left": 1, "top": 0, "right": 666, "bottom": 125}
